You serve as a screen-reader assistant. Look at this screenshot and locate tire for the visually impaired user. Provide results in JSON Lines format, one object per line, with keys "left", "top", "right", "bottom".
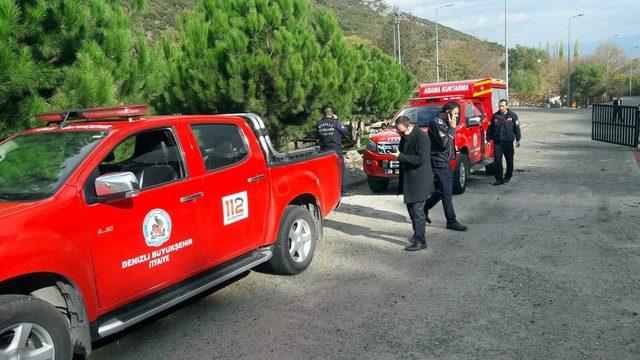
{"left": 265, "top": 205, "right": 318, "bottom": 275}
{"left": 485, "top": 161, "right": 496, "bottom": 175}
{"left": 453, "top": 153, "right": 469, "bottom": 195}
{"left": 367, "top": 176, "right": 389, "bottom": 193}
{"left": 0, "top": 295, "right": 71, "bottom": 360}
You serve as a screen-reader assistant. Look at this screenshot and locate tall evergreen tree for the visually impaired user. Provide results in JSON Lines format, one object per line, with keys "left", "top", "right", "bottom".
{"left": 0, "top": 0, "right": 161, "bottom": 138}
{"left": 160, "top": 0, "right": 415, "bottom": 146}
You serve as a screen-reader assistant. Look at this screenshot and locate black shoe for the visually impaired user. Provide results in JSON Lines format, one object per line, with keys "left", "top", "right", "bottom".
{"left": 425, "top": 214, "right": 432, "bottom": 224}
{"left": 504, "top": 178, "right": 511, "bottom": 183}
{"left": 493, "top": 180, "right": 504, "bottom": 186}
{"left": 405, "top": 242, "right": 427, "bottom": 251}
{"left": 446, "top": 221, "right": 468, "bottom": 231}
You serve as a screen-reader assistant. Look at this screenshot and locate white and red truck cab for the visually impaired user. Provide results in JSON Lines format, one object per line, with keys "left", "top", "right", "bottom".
{"left": 363, "top": 78, "right": 508, "bottom": 194}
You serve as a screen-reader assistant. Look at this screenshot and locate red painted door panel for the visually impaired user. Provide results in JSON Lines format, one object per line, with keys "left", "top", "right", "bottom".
{"left": 189, "top": 122, "right": 270, "bottom": 265}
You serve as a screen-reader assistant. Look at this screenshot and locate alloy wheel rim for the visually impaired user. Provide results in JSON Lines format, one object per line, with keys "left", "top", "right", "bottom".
{"left": 288, "top": 219, "right": 312, "bottom": 263}
{"left": 460, "top": 162, "right": 466, "bottom": 187}
{"left": 0, "top": 322, "right": 56, "bottom": 360}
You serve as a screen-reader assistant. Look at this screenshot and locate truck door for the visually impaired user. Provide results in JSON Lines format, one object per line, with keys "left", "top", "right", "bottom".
{"left": 189, "top": 122, "right": 270, "bottom": 265}
{"left": 463, "top": 102, "right": 483, "bottom": 164}
{"left": 82, "top": 127, "right": 210, "bottom": 308}
{"left": 473, "top": 101, "right": 490, "bottom": 161}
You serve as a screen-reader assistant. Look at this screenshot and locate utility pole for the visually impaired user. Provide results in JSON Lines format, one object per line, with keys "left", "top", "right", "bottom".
{"left": 567, "top": 13, "right": 584, "bottom": 108}
{"left": 630, "top": 46, "right": 639, "bottom": 96}
{"left": 396, "top": 12, "right": 402, "bottom": 65}
{"left": 435, "top": 3, "right": 453, "bottom": 82}
{"left": 504, "top": 0, "right": 508, "bottom": 96}
{"left": 393, "top": 17, "right": 397, "bottom": 62}
{"left": 605, "top": 34, "right": 620, "bottom": 97}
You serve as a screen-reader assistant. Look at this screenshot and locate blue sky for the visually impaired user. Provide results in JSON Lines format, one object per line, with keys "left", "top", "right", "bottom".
{"left": 385, "top": 0, "right": 640, "bottom": 55}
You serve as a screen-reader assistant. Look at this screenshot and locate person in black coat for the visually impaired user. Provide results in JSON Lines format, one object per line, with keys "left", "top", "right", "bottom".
{"left": 389, "top": 116, "right": 435, "bottom": 251}
{"left": 424, "top": 101, "right": 467, "bottom": 231}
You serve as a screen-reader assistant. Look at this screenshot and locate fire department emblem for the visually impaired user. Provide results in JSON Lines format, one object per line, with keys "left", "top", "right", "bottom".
{"left": 143, "top": 209, "right": 172, "bottom": 247}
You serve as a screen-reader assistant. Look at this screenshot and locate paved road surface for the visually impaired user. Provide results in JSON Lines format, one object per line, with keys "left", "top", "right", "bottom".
{"left": 90, "top": 107, "right": 640, "bottom": 359}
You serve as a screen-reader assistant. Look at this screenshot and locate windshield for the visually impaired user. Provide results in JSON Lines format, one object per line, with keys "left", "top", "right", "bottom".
{"left": 394, "top": 106, "right": 441, "bottom": 127}
{"left": 0, "top": 131, "right": 107, "bottom": 201}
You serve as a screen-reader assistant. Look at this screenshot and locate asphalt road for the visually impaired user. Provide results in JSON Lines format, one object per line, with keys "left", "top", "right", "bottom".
{"left": 90, "top": 107, "right": 640, "bottom": 359}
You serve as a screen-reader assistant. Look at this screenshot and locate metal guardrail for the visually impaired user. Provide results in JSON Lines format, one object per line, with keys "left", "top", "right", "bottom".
{"left": 592, "top": 104, "right": 639, "bottom": 147}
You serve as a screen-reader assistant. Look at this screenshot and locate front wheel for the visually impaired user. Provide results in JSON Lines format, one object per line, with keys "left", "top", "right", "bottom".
{"left": 265, "top": 205, "right": 318, "bottom": 275}
{"left": 453, "top": 153, "right": 469, "bottom": 194}
{"left": 367, "top": 176, "right": 389, "bottom": 193}
{"left": 0, "top": 295, "right": 72, "bottom": 360}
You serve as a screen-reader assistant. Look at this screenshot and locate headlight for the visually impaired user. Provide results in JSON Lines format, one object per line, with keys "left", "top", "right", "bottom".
{"left": 366, "top": 140, "right": 378, "bottom": 153}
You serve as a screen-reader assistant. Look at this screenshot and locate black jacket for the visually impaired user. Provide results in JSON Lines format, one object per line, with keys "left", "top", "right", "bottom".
{"left": 316, "top": 117, "right": 347, "bottom": 151}
{"left": 487, "top": 109, "right": 521, "bottom": 143}
{"left": 397, "top": 128, "right": 435, "bottom": 204}
{"left": 427, "top": 113, "right": 456, "bottom": 168}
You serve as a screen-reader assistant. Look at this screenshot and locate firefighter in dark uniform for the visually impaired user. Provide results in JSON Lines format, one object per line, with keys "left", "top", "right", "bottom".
{"left": 487, "top": 99, "right": 521, "bottom": 186}
{"left": 316, "top": 107, "right": 348, "bottom": 194}
{"left": 424, "top": 101, "right": 468, "bottom": 232}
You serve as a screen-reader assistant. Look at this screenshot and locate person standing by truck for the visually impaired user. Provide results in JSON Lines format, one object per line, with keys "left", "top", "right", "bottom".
{"left": 389, "top": 116, "right": 434, "bottom": 251}
{"left": 487, "top": 99, "right": 521, "bottom": 186}
{"left": 317, "top": 107, "right": 348, "bottom": 194}
{"left": 424, "top": 101, "right": 468, "bottom": 232}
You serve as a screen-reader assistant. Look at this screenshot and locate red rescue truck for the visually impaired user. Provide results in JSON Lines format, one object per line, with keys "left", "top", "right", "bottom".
{"left": 0, "top": 105, "right": 341, "bottom": 358}
{"left": 363, "top": 78, "right": 508, "bottom": 194}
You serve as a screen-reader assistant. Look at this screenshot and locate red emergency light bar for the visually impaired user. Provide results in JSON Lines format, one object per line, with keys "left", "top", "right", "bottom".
{"left": 36, "top": 104, "right": 150, "bottom": 125}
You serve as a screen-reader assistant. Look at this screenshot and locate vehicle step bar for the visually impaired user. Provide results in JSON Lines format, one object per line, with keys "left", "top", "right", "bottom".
{"left": 469, "top": 158, "right": 494, "bottom": 174}
{"left": 91, "top": 246, "right": 273, "bottom": 340}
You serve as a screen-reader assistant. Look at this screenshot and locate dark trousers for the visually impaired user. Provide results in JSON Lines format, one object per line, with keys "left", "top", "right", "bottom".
{"left": 425, "top": 165, "right": 457, "bottom": 223}
{"left": 406, "top": 200, "right": 427, "bottom": 244}
{"left": 494, "top": 142, "right": 514, "bottom": 181}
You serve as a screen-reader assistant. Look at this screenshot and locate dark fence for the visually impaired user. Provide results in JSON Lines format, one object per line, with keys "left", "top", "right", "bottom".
{"left": 592, "top": 104, "right": 639, "bottom": 147}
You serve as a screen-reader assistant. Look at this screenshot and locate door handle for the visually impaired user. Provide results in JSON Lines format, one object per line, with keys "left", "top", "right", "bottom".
{"left": 180, "top": 192, "right": 204, "bottom": 203}
{"left": 247, "top": 174, "right": 265, "bottom": 183}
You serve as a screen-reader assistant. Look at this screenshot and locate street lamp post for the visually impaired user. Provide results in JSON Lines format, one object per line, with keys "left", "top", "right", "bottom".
{"left": 504, "top": 0, "right": 508, "bottom": 96}
{"left": 606, "top": 33, "right": 620, "bottom": 97}
{"left": 435, "top": 3, "right": 453, "bottom": 82}
{"left": 567, "top": 13, "right": 584, "bottom": 108}
{"left": 630, "top": 46, "right": 639, "bottom": 96}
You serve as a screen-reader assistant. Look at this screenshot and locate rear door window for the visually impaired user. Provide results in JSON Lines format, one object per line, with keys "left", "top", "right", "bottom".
{"left": 190, "top": 124, "right": 249, "bottom": 171}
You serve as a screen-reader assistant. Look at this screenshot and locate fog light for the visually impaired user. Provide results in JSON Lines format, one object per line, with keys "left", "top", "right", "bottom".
{"left": 365, "top": 160, "right": 372, "bottom": 166}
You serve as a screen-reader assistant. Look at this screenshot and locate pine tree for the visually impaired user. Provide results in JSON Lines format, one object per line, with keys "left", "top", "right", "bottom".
{"left": 159, "top": 0, "right": 415, "bottom": 146}
{"left": 573, "top": 39, "right": 580, "bottom": 59}
{"left": 0, "top": 0, "right": 160, "bottom": 138}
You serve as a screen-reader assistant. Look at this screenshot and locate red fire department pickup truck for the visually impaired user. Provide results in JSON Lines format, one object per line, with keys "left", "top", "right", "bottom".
{"left": 363, "top": 78, "right": 508, "bottom": 194}
{"left": 0, "top": 105, "right": 341, "bottom": 358}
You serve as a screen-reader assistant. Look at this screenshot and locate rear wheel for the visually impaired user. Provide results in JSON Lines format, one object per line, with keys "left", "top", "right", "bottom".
{"left": 0, "top": 295, "right": 71, "bottom": 360}
{"left": 367, "top": 176, "right": 389, "bottom": 193}
{"left": 265, "top": 206, "right": 318, "bottom": 275}
{"left": 453, "top": 154, "right": 469, "bottom": 194}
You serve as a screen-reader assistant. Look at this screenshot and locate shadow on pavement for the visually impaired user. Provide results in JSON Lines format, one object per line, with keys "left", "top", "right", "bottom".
{"left": 334, "top": 202, "right": 408, "bottom": 223}
{"left": 324, "top": 219, "right": 408, "bottom": 247}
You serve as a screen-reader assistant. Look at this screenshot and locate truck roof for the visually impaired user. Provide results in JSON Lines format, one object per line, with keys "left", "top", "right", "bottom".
{"left": 414, "top": 78, "right": 506, "bottom": 100}
{"left": 27, "top": 105, "right": 247, "bottom": 134}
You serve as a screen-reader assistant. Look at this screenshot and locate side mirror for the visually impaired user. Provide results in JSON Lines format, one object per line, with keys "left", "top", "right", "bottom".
{"left": 95, "top": 172, "right": 140, "bottom": 201}
{"left": 467, "top": 115, "right": 482, "bottom": 127}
